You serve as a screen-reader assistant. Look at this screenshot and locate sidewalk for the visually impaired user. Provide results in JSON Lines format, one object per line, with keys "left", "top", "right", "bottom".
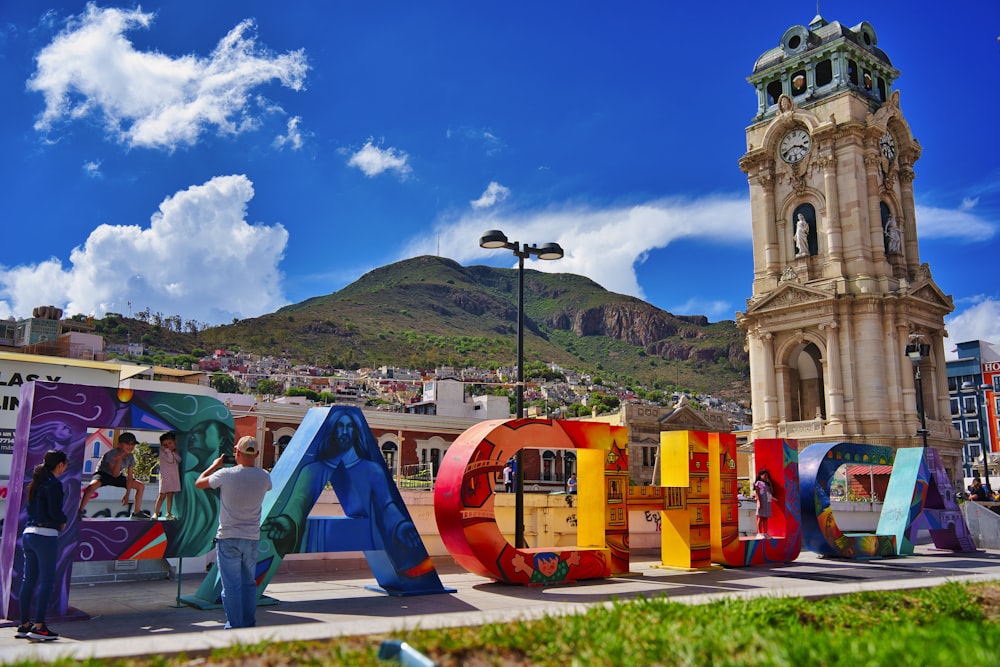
{"left": 3, "top": 546, "right": 1000, "bottom": 663}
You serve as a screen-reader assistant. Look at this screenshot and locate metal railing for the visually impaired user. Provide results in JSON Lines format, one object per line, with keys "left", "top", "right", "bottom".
{"left": 396, "top": 463, "right": 434, "bottom": 490}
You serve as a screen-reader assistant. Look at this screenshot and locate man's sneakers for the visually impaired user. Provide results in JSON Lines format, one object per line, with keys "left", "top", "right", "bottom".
{"left": 26, "top": 625, "right": 59, "bottom": 641}
{"left": 130, "top": 510, "right": 152, "bottom": 520}
{"left": 14, "top": 623, "right": 32, "bottom": 639}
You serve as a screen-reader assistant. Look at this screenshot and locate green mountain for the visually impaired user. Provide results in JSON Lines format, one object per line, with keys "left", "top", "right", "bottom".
{"left": 193, "top": 255, "right": 749, "bottom": 399}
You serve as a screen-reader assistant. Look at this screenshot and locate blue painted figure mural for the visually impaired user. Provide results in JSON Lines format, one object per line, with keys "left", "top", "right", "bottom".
{"left": 184, "top": 405, "right": 447, "bottom": 608}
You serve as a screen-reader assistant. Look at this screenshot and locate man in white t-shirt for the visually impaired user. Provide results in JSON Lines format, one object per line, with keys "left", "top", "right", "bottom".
{"left": 196, "top": 436, "right": 271, "bottom": 629}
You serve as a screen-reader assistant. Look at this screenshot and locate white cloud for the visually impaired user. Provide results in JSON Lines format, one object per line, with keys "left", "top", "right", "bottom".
{"left": 347, "top": 140, "right": 412, "bottom": 178}
{"left": 945, "top": 297, "right": 1000, "bottom": 358}
{"left": 273, "top": 116, "right": 304, "bottom": 150}
{"left": 446, "top": 126, "right": 504, "bottom": 155}
{"left": 82, "top": 160, "right": 102, "bottom": 178}
{"left": 914, "top": 204, "right": 995, "bottom": 241}
{"left": 391, "top": 194, "right": 995, "bottom": 321}
{"left": 27, "top": 4, "right": 308, "bottom": 150}
{"left": 402, "top": 194, "right": 752, "bottom": 300}
{"left": 667, "top": 297, "right": 734, "bottom": 321}
{"left": 0, "top": 175, "right": 288, "bottom": 324}
{"left": 471, "top": 182, "right": 510, "bottom": 209}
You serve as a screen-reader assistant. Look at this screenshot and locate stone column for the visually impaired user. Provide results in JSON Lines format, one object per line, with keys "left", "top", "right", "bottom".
{"left": 761, "top": 173, "right": 779, "bottom": 278}
{"left": 863, "top": 152, "right": 888, "bottom": 279}
{"left": 932, "top": 334, "right": 952, "bottom": 425}
{"left": 819, "top": 321, "right": 844, "bottom": 425}
{"left": 760, "top": 330, "right": 778, "bottom": 428}
{"left": 854, "top": 297, "right": 889, "bottom": 422}
{"left": 880, "top": 301, "right": 904, "bottom": 435}
{"left": 898, "top": 165, "right": 920, "bottom": 277}
{"left": 820, "top": 156, "right": 843, "bottom": 264}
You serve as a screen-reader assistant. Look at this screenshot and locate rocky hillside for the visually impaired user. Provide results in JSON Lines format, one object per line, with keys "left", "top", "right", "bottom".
{"left": 189, "top": 256, "right": 748, "bottom": 398}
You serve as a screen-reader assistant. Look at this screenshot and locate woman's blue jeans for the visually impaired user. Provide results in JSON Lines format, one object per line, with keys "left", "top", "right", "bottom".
{"left": 20, "top": 532, "right": 58, "bottom": 625}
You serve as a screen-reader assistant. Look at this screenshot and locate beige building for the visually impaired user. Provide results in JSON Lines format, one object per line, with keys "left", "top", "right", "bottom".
{"left": 735, "top": 16, "right": 963, "bottom": 478}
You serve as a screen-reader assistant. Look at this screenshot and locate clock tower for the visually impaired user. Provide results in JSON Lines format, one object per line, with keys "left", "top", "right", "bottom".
{"left": 736, "top": 15, "right": 963, "bottom": 477}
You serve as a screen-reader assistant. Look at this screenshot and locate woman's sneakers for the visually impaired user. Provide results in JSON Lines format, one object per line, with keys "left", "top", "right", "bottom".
{"left": 14, "top": 623, "right": 32, "bottom": 639}
{"left": 26, "top": 624, "right": 59, "bottom": 641}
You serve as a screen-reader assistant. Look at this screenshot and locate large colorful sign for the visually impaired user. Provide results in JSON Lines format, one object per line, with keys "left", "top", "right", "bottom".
{"left": 1, "top": 383, "right": 979, "bottom": 624}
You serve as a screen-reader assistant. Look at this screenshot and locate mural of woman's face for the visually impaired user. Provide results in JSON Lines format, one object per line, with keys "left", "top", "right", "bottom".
{"left": 34, "top": 420, "right": 75, "bottom": 446}
{"left": 52, "top": 422, "right": 73, "bottom": 443}
{"left": 184, "top": 420, "right": 233, "bottom": 470}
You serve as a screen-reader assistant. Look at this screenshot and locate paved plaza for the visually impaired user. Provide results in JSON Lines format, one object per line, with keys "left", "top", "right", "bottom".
{"left": 2, "top": 546, "right": 999, "bottom": 663}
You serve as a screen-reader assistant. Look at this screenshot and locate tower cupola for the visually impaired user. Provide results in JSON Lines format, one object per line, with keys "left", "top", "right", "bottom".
{"left": 748, "top": 16, "right": 899, "bottom": 121}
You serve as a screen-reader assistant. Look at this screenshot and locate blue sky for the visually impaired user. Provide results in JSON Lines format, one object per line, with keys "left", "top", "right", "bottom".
{"left": 1, "top": 2, "right": 998, "bottom": 356}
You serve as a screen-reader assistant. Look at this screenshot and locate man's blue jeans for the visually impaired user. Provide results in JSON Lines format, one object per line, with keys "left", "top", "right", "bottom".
{"left": 216, "top": 538, "right": 260, "bottom": 629}
{"left": 20, "top": 533, "right": 57, "bottom": 625}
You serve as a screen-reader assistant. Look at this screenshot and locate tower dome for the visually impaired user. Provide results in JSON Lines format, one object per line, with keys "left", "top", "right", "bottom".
{"left": 748, "top": 16, "right": 899, "bottom": 122}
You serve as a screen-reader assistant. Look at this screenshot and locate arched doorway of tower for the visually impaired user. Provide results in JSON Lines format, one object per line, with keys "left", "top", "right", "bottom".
{"left": 787, "top": 341, "right": 826, "bottom": 422}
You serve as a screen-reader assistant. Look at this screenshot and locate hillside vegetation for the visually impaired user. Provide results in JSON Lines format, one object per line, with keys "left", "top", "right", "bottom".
{"left": 101, "top": 256, "right": 749, "bottom": 399}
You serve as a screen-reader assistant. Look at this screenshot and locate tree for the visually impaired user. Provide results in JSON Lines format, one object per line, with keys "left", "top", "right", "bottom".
{"left": 133, "top": 441, "right": 158, "bottom": 483}
{"left": 212, "top": 372, "right": 240, "bottom": 394}
{"left": 286, "top": 387, "right": 320, "bottom": 402}
{"left": 256, "top": 378, "right": 282, "bottom": 396}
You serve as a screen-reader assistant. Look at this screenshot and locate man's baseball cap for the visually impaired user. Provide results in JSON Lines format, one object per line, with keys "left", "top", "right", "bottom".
{"left": 235, "top": 436, "right": 258, "bottom": 455}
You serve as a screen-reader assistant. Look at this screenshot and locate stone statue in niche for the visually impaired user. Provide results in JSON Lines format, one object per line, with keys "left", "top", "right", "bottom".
{"left": 884, "top": 216, "right": 902, "bottom": 255}
{"left": 794, "top": 213, "right": 810, "bottom": 257}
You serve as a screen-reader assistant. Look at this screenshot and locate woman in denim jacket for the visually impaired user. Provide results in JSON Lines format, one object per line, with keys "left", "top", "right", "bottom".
{"left": 16, "top": 449, "right": 68, "bottom": 642}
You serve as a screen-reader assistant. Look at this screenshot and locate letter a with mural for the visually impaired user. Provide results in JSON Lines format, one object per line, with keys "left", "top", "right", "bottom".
{"left": 184, "top": 405, "right": 448, "bottom": 607}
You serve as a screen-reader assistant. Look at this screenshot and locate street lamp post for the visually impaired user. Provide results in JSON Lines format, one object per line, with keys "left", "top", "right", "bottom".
{"left": 479, "top": 229, "right": 564, "bottom": 549}
{"left": 906, "top": 341, "right": 930, "bottom": 448}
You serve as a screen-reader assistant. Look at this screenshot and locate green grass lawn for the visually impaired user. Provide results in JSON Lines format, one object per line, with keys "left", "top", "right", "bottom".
{"left": 15, "top": 581, "right": 999, "bottom": 666}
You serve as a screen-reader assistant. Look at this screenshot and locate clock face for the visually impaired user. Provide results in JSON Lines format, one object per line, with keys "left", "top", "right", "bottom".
{"left": 880, "top": 131, "right": 896, "bottom": 160}
{"left": 779, "top": 129, "right": 810, "bottom": 163}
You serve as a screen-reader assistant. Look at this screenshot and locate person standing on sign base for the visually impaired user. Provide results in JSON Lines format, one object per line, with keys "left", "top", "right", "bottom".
{"left": 754, "top": 470, "right": 774, "bottom": 539}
